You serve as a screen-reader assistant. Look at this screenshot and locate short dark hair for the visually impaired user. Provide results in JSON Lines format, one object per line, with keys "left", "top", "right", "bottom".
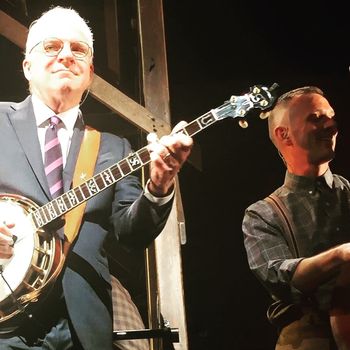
{"left": 276, "top": 86, "right": 324, "bottom": 107}
{"left": 267, "top": 86, "right": 324, "bottom": 148}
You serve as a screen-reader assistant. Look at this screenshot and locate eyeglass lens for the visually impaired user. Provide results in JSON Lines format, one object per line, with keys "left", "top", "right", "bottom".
{"left": 43, "top": 38, "right": 90, "bottom": 58}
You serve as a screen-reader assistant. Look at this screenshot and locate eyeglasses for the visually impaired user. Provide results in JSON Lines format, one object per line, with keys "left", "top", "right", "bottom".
{"left": 29, "top": 37, "right": 92, "bottom": 59}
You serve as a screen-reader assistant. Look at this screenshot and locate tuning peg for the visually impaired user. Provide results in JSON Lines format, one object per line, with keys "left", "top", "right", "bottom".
{"left": 260, "top": 100, "right": 268, "bottom": 107}
{"left": 230, "top": 95, "right": 237, "bottom": 104}
{"left": 238, "top": 119, "right": 249, "bottom": 128}
{"left": 269, "top": 82, "right": 279, "bottom": 92}
{"left": 260, "top": 111, "right": 270, "bottom": 119}
{"left": 252, "top": 86, "right": 261, "bottom": 94}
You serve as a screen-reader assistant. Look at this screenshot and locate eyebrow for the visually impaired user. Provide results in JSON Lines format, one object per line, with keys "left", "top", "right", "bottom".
{"left": 309, "top": 110, "right": 335, "bottom": 118}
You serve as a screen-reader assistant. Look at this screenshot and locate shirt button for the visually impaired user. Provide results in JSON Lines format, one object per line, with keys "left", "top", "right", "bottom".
{"left": 325, "top": 202, "right": 330, "bottom": 206}
{"left": 308, "top": 190, "right": 313, "bottom": 194}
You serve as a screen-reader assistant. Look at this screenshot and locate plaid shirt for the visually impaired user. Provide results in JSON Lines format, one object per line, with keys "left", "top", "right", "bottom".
{"left": 242, "top": 169, "right": 350, "bottom": 311}
{"left": 111, "top": 275, "right": 149, "bottom": 350}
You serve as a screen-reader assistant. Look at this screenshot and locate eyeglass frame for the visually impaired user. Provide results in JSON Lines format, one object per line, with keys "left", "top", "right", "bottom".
{"left": 28, "top": 37, "right": 93, "bottom": 59}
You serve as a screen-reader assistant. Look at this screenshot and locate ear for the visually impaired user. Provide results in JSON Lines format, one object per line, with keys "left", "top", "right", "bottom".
{"left": 22, "top": 59, "right": 32, "bottom": 81}
{"left": 88, "top": 63, "right": 94, "bottom": 85}
{"left": 275, "top": 126, "right": 293, "bottom": 146}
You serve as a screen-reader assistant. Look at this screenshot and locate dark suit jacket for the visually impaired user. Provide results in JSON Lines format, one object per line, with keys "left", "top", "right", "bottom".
{"left": 0, "top": 96, "right": 173, "bottom": 349}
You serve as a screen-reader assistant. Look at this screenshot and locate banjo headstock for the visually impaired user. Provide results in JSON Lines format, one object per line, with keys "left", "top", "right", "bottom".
{"left": 214, "top": 83, "right": 279, "bottom": 128}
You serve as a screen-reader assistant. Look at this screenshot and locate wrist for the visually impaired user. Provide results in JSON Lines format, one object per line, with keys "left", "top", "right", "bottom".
{"left": 148, "top": 178, "right": 174, "bottom": 197}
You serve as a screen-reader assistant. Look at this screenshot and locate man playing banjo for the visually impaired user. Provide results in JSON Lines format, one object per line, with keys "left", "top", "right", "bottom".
{"left": 0, "top": 6, "right": 192, "bottom": 349}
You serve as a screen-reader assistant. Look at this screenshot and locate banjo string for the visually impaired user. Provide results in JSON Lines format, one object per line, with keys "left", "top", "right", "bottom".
{"left": 0, "top": 265, "right": 26, "bottom": 313}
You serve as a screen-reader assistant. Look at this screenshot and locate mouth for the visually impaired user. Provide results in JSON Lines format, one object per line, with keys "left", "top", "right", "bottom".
{"left": 318, "top": 136, "right": 336, "bottom": 149}
{"left": 319, "top": 130, "right": 337, "bottom": 141}
{"left": 53, "top": 70, "right": 76, "bottom": 76}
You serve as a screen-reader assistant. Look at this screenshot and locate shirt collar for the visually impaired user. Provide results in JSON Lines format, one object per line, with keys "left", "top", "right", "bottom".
{"left": 31, "top": 94, "right": 80, "bottom": 132}
{"left": 284, "top": 168, "right": 334, "bottom": 192}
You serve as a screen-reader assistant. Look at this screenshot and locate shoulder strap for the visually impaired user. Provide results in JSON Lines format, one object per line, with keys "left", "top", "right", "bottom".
{"left": 63, "top": 126, "right": 101, "bottom": 244}
{"left": 265, "top": 194, "right": 300, "bottom": 258}
{"left": 19, "top": 127, "right": 101, "bottom": 306}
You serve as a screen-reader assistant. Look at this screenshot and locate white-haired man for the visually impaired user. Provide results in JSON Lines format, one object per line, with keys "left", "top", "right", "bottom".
{"left": 0, "top": 6, "right": 192, "bottom": 350}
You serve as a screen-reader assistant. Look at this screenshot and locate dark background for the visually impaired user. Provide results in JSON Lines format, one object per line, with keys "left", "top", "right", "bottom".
{"left": 166, "top": 2, "right": 350, "bottom": 349}
{"left": 1, "top": 1, "right": 350, "bottom": 349}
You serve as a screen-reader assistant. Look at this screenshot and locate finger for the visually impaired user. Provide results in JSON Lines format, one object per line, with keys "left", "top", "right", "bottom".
{"left": 160, "top": 132, "right": 193, "bottom": 149}
{"left": 158, "top": 136, "right": 192, "bottom": 164}
{"left": 176, "top": 132, "right": 193, "bottom": 148}
{"left": 148, "top": 144, "right": 170, "bottom": 163}
{"left": 0, "top": 245, "right": 14, "bottom": 259}
{"left": 146, "top": 132, "right": 159, "bottom": 144}
{"left": 0, "top": 232, "right": 14, "bottom": 245}
{"left": 0, "top": 222, "right": 15, "bottom": 237}
{"left": 171, "top": 121, "right": 188, "bottom": 134}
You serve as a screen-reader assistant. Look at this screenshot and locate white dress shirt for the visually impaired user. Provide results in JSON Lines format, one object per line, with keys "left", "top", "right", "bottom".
{"left": 32, "top": 94, "right": 78, "bottom": 167}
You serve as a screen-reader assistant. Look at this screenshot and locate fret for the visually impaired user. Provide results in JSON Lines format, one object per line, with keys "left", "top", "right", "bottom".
{"left": 126, "top": 153, "right": 142, "bottom": 170}
{"left": 183, "top": 120, "right": 201, "bottom": 137}
{"left": 52, "top": 200, "right": 62, "bottom": 217}
{"left": 138, "top": 147, "right": 151, "bottom": 164}
{"left": 77, "top": 185, "right": 88, "bottom": 201}
{"left": 86, "top": 178, "right": 99, "bottom": 196}
{"left": 55, "top": 196, "right": 67, "bottom": 213}
{"left": 31, "top": 210, "right": 45, "bottom": 229}
{"left": 62, "top": 193, "right": 73, "bottom": 210}
{"left": 95, "top": 174, "right": 106, "bottom": 191}
{"left": 67, "top": 189, "right": 79, "bottom": 207}
{"left": 39, "top": 208, "right": 49, "bottom": 225}
{"left": 119, "top": 159, "right": 132, "bottom": 176}
{"left": 110, "top": 164, "right": 122, "bottom": 180}
{"left": 181, "top": 127, "right": 190, "bottom": 136}
{"left": 46, "top": 202, "right": 58, "bottom": 220}
{"left": 197, "top": 112, "right": 216, "bottom": 129}
{"left": 101, "top": 169, "right": 115, "bottom": 186}
{"left": 95, "top": 176, "right": 103, "bottom": 191}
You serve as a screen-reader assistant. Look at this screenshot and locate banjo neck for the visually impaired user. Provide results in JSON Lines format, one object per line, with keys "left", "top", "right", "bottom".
{"left": 30, "top": 84, "right": 278, "bottom": 230}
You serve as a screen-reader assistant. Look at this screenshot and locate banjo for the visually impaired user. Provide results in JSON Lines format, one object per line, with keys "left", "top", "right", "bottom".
{"left": 0, "top": 84, "right": 278, "bottom": 334}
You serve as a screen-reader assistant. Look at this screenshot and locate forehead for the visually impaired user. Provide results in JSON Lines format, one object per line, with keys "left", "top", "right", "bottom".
{"left": 26, "top": 10, "right": 93, "bottom": 55}
{"left": 30, "top": 21, "right": 89, "bottom": 43}
{"left": 288, "top": 93, "right": 334, "bottom": 120}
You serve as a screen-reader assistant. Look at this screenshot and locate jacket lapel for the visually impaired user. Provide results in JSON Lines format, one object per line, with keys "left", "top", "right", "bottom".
{"left": 9, "top": 96, "right": 51, "bottom": 199}
{"left": 9, "top": 97, "right": 86, "bottom": 198}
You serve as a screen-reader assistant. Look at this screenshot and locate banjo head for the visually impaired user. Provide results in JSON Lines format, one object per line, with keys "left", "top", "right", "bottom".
{"left": 0, "top": 194, "right": 58, "bottom": 327}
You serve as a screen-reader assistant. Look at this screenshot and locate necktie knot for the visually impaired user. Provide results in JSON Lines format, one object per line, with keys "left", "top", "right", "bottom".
{"left": 49, "top": 115, "right": 61, "bottom": 128}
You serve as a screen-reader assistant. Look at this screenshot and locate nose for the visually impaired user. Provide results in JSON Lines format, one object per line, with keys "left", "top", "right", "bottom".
{"left": 324, "top": 116, "right": 338, "bottom": 135}
{"left": 57, "top": 42, "right": 75, "bottom": 61}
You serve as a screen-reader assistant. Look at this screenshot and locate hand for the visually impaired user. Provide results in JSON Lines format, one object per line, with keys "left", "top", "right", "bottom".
{"left": 147, "top": 121, "right": 193, "bottom": 197}
{"left": 336, "top": 243, "right": 350, "bottom": 263}
{"left": 0, "top": 222, "right": 15, "bottom": 259}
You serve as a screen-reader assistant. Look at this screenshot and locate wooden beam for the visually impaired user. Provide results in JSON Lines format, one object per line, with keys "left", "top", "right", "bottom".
{"left": 91, "top": 75, "right": 171, "bottom": 135}
{"left": 0, "top": 9, "right": 27, "bottom": 48}
{"left": 103, "top": 0, "right": 121, "bottom": 82}
{"left": 137, "top": 1, "right": 189, "bottom": 349}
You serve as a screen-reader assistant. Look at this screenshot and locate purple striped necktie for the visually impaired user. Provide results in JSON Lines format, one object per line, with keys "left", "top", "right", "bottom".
{"left": 44, "top": 116, "right": 63, "bottom": 198}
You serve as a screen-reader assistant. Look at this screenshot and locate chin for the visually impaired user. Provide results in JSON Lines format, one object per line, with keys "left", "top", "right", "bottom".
{"left": 320, "top": 152, "right": 335, "bottom": 164}
{"left": 310, "top": 150, "right": 335, "bottom": 165}
{"left": 53, "top": 82, "right": 75, "bottom": 93}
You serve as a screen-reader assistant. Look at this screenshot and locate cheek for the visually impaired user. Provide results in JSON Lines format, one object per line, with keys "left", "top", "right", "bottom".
{"left": 30, "top": 61, "right": 53, "bottom": 79}
{"left": 82, "top": 65, "right": 93, "bottom": 85}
